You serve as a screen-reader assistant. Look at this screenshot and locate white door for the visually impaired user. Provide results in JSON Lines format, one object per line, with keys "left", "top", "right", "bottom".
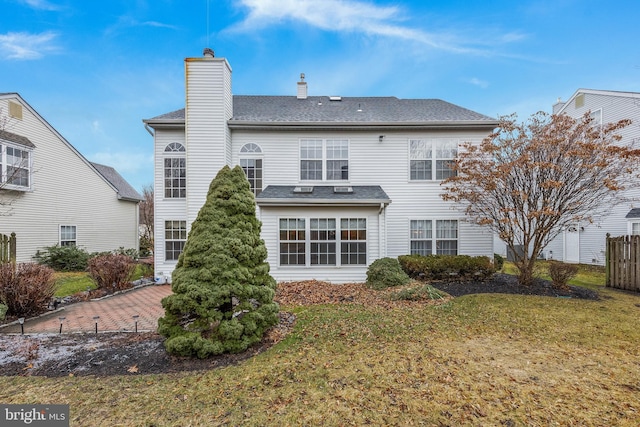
{"left": 564, "top": 224, "right": 580, "bottom": 263}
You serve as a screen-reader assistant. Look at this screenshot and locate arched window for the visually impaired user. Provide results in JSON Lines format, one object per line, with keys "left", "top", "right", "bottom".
{"left": 239, "top": 143, "right": 263, "bottom": 196}
{"left": 164, "top": 143, "right": 186, "bottom": 198}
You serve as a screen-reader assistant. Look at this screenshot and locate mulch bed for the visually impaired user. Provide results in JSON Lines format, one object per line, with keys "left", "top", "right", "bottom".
{"left": 0, "top": 275, "right": 599, "bottom": 377}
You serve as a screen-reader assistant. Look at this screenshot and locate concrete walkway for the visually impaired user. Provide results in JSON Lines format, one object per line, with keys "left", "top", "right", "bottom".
{"left": 0, "top": 284, "right": 172, "bottom": 334}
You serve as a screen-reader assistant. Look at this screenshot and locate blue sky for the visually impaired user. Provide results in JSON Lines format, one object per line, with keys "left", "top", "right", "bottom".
{"left": 1, "top": 0, "right": 638, "bottom": 192}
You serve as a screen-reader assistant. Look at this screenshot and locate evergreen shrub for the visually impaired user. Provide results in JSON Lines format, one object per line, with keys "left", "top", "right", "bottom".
{"left": 366, "top": 257, "right": 410, "bottom": 290}
{"left": 33, "top": 245, "right": 91, "bottom": 272}
{"left": 158, "top": 165, "right": 279, "bottom": 358}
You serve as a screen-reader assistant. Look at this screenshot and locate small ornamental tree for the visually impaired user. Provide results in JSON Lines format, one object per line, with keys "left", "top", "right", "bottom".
{"left": 442, "top": 111, "right": 640, "bottom": 286}
{"left": 158, "top": 165, "right": 279, "bottom": 358}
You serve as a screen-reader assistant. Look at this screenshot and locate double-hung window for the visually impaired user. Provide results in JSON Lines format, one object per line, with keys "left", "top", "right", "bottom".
{"left": 279, "top": 218, "right": 306, "bottom": 265}
{"left": 410, "top": 139, "right": 457, "bottom": 181}
{"left": 60, "top": 225, "right": 77, "bottom": 247}
{"left": 410, "top": 220, "right": 458, "bottom": 255}
{"left": 300, "top": 139, "right": 348, "bottom": 181}
{"left": 279, "top": 217, "right": 366, "bottom": 266}
{"left": 164, "top": 143, "right": 186, "bottom": 198}
{"left": 165, "top": 220, "right": 187, "bottom": 261}
{"left": 239, "top": 143, "right": 263, "bottom": 196}
{"left": 0, "top": 143, "right": 31, "bottom": 190}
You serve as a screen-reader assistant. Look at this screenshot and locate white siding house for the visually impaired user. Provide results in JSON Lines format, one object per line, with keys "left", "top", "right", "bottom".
{"left": 540, "top": 89, "right": 640, "bottom": 265}
{"left": 0, "top": 93, "right": 142, "bottom": 263}
{"left": 144, "top": 49, "right": 498, "bottom": 283}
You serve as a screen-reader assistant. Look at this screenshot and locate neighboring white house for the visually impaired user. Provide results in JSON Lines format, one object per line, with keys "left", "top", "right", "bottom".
{"left": 0, "top": 93, "right": 142, "bottom": 263}
{"left": 538, "top": 89, "right": 640, "bottom": 265}
{"left": 143, "top": 49, "right": 498, "bottom": 283}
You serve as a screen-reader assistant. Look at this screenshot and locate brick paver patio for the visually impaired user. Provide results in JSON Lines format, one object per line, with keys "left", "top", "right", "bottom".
{"left": 0, "top": 284, "right": 172, "bottom": 334}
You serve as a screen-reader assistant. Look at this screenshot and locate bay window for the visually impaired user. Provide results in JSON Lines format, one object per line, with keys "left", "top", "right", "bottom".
{"left": 279, "top": 217, "right": 366, "bottom": 266}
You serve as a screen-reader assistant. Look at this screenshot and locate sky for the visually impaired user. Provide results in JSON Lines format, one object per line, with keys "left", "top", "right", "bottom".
{"left": 1, "top": 0, "right": 639, "bottom": 192}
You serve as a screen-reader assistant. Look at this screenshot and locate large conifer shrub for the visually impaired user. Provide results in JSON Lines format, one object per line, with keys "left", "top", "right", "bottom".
{"left": 158, "top": 165, "right": 279, "bottom": 358}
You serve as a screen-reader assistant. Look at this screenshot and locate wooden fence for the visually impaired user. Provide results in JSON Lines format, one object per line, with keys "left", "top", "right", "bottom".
{"left": 0, "top": 232, "right": 16, "bottom": 264}
{"left": 606, "top": 233, "right": 640, "bottom": 291}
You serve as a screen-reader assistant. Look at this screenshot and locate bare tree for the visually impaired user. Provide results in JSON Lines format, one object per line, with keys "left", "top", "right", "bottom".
{"left": 442, "top": 111, "right": 639, "bottom": 285}
{"left": 139, "top": 184, "right": 154, "bottom": 256}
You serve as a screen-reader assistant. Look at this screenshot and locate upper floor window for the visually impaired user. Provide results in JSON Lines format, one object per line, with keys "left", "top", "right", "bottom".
{"left": 60, "top": 225, "right": 77, "bottom": 247}
{"left": 300, "top": 139, "right": 348, "bottom": 181}
{"left": 164, "top": 143, "right": 185, "bottom": 198}
{"left": 0, "top": 144, "right": 31, "bottom": 190}
{"left": 240, "top": 143, "right": 263, "bottom": 196}
{"left": 410, "top": 139, "right": 457, "bottom": 181}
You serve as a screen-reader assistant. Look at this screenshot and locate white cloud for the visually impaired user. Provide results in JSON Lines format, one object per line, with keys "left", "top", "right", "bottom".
{"left": 467, "top": 77, "right": 489, "bottom": 89}
{"left": 0, "top": 31, "right": 59, "bottom": 60}
{"left": 230, "top": 0, "right": 521, "bottom": 55}
{"left": 20, "top": 0, "right": 61, "bottom": 11}
{"left": 105, "top": 16, "right": 178, "bottom": 37}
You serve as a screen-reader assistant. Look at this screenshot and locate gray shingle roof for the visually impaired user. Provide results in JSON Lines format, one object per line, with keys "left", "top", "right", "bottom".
{"left": 256, "top": 185, "right": 391, "bottom": 206}
{"left": 91, "top": 162, "right": 143, "bottom": 202}
{"left": 626, "top": 208, "right": 640, "bottom": 219}
{"left": 0, "top": 129, "right": 36, "bottom": 148}
{"left": 146, "top": 96, "right": 496, "bottom": 125}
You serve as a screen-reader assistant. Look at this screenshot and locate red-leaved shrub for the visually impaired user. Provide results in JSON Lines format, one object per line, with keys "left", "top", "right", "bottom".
{"left": 87, "top": 254, "right": 135, "bottom": 292}
{"left": 0, "top": 262, "right": 56, "bottom": 317}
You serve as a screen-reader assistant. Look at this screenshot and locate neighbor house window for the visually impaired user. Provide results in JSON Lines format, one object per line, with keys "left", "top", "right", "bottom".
{"left": 279, "top": 217, "right": 366, "bottom": 266}
{"left": 164, "top": 143, "right": 186, "bottom": 198}
{"left": 165, "top": 220, "right": 187, "bottom": 261}
{"left": 300, "top": 139, "right": 349, "bottom": 181}
{"left": 0, "top": 144, "right": 31, "bottom": 190}
{"left": 60, "top": 225, "right": 77, "bottom": 247}
{"left": 631, "top": 222, "right": 640, "bottom": 236}
{"left": 240, "top": 143, "right": 263, "bottom": 196}
{"left": 279, "top": 218, "right": 306, "bottom": 265}
{"left": 410, "top": 139, "right": 457, "bottom": 181}
{"left": 410, "top": 219, "right": 458, "bottom": 255}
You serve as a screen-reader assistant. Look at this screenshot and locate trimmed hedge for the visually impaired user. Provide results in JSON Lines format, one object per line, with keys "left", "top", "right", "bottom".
{"left": 398, "top": 254, "right": 495, "bottom": 281}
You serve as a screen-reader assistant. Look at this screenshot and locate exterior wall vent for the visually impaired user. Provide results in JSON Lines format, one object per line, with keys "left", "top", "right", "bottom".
{"left": 575, "top": 93, "right": 585, "bottom": 108}
{"left": 293, "top": 186, "right": 314, "bottom": 193}
{"left": 8, "top": 101, "right": 22, "bottom": 120}
{"left": 329, "top": 96, "right": 342, "bottom": 102}
{"left": 334, "top": 186, "right": 353, "bottom": 193}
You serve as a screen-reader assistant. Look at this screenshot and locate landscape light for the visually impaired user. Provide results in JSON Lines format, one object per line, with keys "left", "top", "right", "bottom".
{"left": 58, "top": 316, "right": 65, "bottom": 334}
{"left": 18, "top": 317, "right": 25, "bottom": 335}
{"left": 133, "top": 315, "right": 140, "bottom": 333}
{"left": 93, "top": 316, "right": 100, "bottom": 334}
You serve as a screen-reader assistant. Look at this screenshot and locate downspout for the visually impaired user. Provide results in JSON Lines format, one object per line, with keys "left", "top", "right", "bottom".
{"left": 144, "top": 123, "right": 155, "bottom": 136}
{"left": 378, "top": 203, "right": 386, "bottom": 259}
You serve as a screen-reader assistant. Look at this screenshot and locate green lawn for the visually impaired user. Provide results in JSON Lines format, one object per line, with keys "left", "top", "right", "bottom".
{"left": 53, "top": 264, "right": 151, "bottom": 297}
{"left": 3, "top": 263, "right": 639, "bottom": 426}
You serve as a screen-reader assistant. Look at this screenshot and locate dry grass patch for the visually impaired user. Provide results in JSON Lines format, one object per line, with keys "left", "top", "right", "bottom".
{"left": 0, "top": 279, "right": 639, "bottom": 426}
